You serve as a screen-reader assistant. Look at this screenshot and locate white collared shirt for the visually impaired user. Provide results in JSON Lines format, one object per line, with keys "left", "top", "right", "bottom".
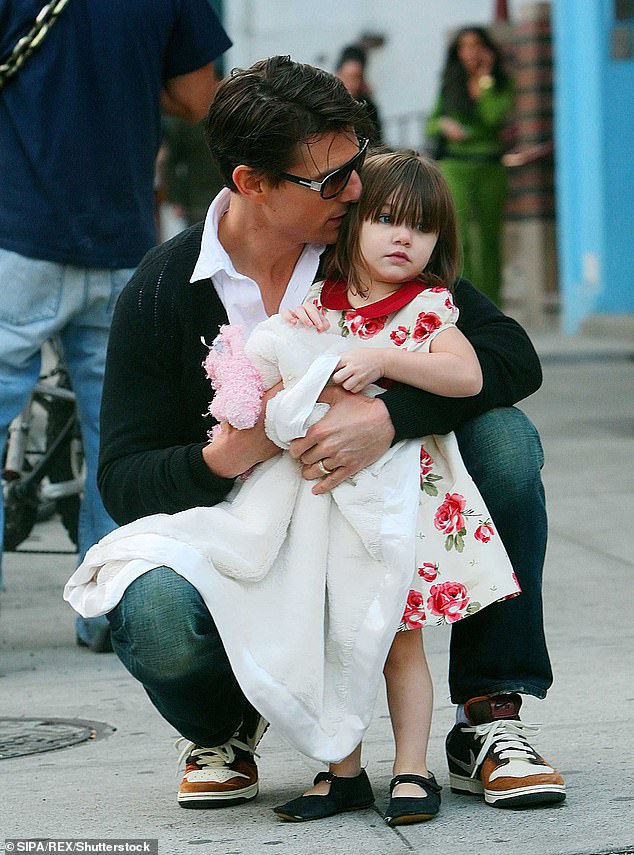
{"left": 190, "top": 188, "right": 325, "bottom": 337}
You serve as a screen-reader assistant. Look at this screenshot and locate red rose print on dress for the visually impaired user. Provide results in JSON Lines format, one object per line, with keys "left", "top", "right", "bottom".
{"left": 434, "top": 492, "right": 467, "bottom": 535}
{"left": 358, "top": 316, "right": 388, "bottom": 339}
{"left": 412, "top": 311, "right": 442, "bottom": 342}
{"left": 429, "top": 286, "right": 450, "bottom": 294}
{"left": 402, "top": 589, "right": 426, "bottom": 629}
{"left": 342, "top": 311, "right": 364, "bottom": 336}
{"left": 340, "top": 312, "right": 387, "bottom": 339}
{"left": 420, "top": 445, "right": 442, "bottom": 495}
{"left": 474, "top": 521, "right": 496, "bottom": 543}
{"left": 390, "top": 325, "right": 408, "bottom": 346}
{"left": 420, "top": 446, "right": 433, "bottom": 476}
{"left": 427, "top": 581, "right": 470, "bottom": 623}
{"left": 418, "top": 562, "right": 439, "bottom": 582}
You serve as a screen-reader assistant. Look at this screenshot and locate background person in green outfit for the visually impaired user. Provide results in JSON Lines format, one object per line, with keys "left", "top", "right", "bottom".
{"left": 426, "top": 27, "right": 514, "bottom": 306}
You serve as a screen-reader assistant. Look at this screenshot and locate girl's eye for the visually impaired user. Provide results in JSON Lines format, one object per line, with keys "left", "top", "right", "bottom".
{"left": 416, "top": 223, "right": 427, "bottom": 232}
{"left": 378, "top": 213, "right": 392, "bottom": 225}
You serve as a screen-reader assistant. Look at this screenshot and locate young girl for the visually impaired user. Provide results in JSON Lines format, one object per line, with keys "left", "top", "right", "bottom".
{"left": 65, "top": 151, "right": 520, "bottom": 826}
{"left": 271, "top": 150, "right": 519, "bottom": 825}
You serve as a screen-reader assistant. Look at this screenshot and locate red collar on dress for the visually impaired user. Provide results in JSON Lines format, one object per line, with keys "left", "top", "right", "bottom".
{"left": 320, "top": 278, "right": 427, "bottom": 319}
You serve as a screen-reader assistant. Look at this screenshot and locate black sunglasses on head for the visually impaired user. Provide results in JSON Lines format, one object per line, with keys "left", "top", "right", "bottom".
{"left": 278, "top": 138, "right": 369, "bottom": 200}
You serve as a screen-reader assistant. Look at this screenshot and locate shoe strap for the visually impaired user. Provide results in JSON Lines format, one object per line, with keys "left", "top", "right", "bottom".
{"left": 389, "top": 773, "right": 441, "bottom": 794}
{"left": 313, "top": 771, "right": 335, "bottom": 785}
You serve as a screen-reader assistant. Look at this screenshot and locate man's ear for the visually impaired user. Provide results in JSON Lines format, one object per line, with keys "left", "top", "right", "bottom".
{"left": 232, "top": 165, "right": 268, "bottom": 200}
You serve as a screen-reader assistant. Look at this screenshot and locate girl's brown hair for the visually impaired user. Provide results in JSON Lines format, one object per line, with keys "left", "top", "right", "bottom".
{"left": 323, "top": 150, "right": 461, "bottom": 295}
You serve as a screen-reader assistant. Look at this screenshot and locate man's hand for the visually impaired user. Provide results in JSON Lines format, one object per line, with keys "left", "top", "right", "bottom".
{"left": 288, "top": 385, "right": 395, "bottom": 494}
{"left": 202, "top": 384, "right": 282, "bottom": 478}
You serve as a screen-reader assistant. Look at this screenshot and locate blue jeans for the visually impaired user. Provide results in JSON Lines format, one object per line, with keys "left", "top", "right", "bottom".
{"left": 0, "top": 248, "right": 133, "bottom": 597}
{"left": 106, "top": 406, "right": 552, "bottom": 742}
{"left": 451, "top": 406, "right": 552, "bottom": 703}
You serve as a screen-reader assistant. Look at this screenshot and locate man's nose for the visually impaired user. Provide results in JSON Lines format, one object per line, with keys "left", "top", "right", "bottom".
{"left": 339, "top": 170, "right": 362, "bottom": 203}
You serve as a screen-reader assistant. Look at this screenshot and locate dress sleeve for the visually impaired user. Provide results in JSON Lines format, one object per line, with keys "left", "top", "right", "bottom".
{"left": 380, "top": 280, "right": 542, "bottom": 439}
{"left": 401, "top": 288, "right": 460, "bottom": 353}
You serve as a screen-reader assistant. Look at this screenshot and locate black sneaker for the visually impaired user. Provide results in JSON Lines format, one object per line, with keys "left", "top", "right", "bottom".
{"left": 446, "top": 694, "right": 566, "bottom": 808}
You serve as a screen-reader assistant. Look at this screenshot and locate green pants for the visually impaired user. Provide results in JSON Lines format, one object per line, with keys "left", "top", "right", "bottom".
{"left": 440, "top": 159, "right": 507, "bottom": 305}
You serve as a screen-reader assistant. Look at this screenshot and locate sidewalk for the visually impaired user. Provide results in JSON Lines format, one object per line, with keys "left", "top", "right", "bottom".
{"left": 1, "top": 333, "right": 633, "bottom": 855}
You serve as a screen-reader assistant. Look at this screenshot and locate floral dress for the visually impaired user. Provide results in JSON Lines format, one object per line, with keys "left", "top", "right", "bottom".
{"left": 313, "top": 277, "right": 521, "bottom": 630}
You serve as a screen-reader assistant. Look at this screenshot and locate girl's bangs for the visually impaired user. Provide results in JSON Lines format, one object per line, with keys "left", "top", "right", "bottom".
{"left": 364, "top": 157, "right": 446, "bottom": 233}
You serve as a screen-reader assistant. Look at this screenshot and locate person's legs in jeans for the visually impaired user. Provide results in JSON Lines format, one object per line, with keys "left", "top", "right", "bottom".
{"left": 451, "top": 406, "right": 552, "bottom": 701}
{"left": 0, "top": 250, "right": 67, "bottom": 588}
{"left": 446, "top": 407, "right": 564, "bottom": 808}
{"left": 108, "top": 567, "right": 263, "bottom": 807}
{"left": 60, "top": 266, "right": 134, "bottom": 650}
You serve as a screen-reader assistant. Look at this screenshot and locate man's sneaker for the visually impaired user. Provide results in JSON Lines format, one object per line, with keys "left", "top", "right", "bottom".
{"left": 446, "top": 694, "right": 566, "bottom": 808}
{"left": 176, "top": 735, "right": 259, "bottom": 808}
{"left": 176, "top": 707, "right": 268, "bottom": 809}
{"left": 238, "top": 702, "right": 269, "bottom": 755}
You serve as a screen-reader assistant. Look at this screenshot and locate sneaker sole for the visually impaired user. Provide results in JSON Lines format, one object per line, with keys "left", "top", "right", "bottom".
{"left": 449, "top": 773, "right": 566, "bottom": 808}
{"left": 484, "top": 784, "right": 566, "bottom": 809}
{"left": 177, "top": 782, "right": 259, "bottom": 808}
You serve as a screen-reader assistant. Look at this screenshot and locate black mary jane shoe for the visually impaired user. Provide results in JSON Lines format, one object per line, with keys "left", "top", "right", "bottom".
{"left": 384, "top": 772, "right": 442, "bottom": 827}
{"left": 273, "top": 770, "right": 375, "bottom": 822}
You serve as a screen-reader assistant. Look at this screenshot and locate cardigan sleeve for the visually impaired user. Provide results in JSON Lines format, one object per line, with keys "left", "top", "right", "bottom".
{"left": 98, "top": 239, "right": 235, "bottom": 525}
{"left": 380, "top": 279, "right": 542, "bottom": 440}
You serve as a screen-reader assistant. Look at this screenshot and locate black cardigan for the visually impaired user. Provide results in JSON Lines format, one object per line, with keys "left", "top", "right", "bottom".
{"left": 98, "top": 223, "right": 542, "bottom": 525}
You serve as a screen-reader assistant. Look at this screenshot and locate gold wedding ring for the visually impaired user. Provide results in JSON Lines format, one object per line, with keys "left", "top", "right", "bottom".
{"left": 317, "top": 459, "right": 333, "bottom": 477}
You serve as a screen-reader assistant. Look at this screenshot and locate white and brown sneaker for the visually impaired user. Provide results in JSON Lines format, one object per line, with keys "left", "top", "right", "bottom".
{"left": 176, "top": 736, "right": 259, "bottom": 808}
{"left": 446, "top": 694, "right": 566, "bottom": 808}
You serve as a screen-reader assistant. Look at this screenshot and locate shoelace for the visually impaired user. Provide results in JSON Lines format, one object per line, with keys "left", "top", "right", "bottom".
{"left": 463, "top": 720, "right": 541, "bottom": 780}
{"left": 175, "top": 733, "right": 257, "bottom": 775}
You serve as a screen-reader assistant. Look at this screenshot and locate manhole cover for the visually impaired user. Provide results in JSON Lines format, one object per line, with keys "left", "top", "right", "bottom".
{"left": 0, "top": 717, "right": 111, "bottom": 759}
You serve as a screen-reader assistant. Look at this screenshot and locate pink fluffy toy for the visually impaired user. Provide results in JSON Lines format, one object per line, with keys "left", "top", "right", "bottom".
{"left": 202, "top": 324, "right": 265, "bottom": 441}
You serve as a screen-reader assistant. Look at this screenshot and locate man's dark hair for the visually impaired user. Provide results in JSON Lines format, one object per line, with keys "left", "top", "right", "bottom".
{"left": 204, "top": 55, "right": 371, "bottom": 191}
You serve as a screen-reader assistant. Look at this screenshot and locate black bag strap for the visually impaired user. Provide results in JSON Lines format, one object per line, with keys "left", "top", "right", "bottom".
{"left": 0, "top": 0, "right": 71, "bottom": 91}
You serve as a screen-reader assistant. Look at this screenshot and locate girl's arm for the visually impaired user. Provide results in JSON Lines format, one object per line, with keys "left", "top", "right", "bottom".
{"left": 331, "top": 327, "right": 483, "bottom": 397}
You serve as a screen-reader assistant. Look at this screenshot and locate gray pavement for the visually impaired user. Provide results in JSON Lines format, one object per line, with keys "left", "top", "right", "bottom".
{"left": 1, "top": 330, "right": 633, "bottom": 855}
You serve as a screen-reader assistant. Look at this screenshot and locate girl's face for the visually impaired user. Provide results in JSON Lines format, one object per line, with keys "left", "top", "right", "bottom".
{"left": 357, "top": 203, "right": 439, "bottom": 291}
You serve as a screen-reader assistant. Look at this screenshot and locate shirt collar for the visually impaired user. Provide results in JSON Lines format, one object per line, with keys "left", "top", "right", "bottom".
{"left": 190, "top": 188, "right": 240, "bottom": 283}
{"left": 320, "top": 278, "right": 427, "bottom": 318}
{"left": 190, "top": 187, "right": 325, "bottom": 286}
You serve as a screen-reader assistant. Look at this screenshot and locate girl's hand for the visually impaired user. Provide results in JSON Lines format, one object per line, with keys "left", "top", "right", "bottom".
{"left": 281, "top": 302, "right": 330, "bottom": 332}
{"left": 331, "top": 348, "right": 386, "bottom": 393}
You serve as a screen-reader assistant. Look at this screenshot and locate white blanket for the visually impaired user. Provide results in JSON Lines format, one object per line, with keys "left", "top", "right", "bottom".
{"left": 65, "top": 319, "right": 420, "bottom": 762}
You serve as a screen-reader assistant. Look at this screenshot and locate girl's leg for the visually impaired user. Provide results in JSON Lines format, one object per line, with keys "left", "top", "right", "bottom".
{"left": 384, "top": 628, "right": 433, "bottom": 797}
{"left": 303, "top": 743, "right": 363, "bottom": 796}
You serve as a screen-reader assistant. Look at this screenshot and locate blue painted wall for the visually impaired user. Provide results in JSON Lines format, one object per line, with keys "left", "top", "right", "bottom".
{"left": 553, "top": 0, "right": 634, "bottom": 333}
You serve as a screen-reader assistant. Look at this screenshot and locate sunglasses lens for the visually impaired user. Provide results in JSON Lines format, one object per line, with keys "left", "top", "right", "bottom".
{"left": 321, "top": 166, "right": 353, "bottom": 199}
{"left": 320, "top": 141, "right": 368, "bottom": 199}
